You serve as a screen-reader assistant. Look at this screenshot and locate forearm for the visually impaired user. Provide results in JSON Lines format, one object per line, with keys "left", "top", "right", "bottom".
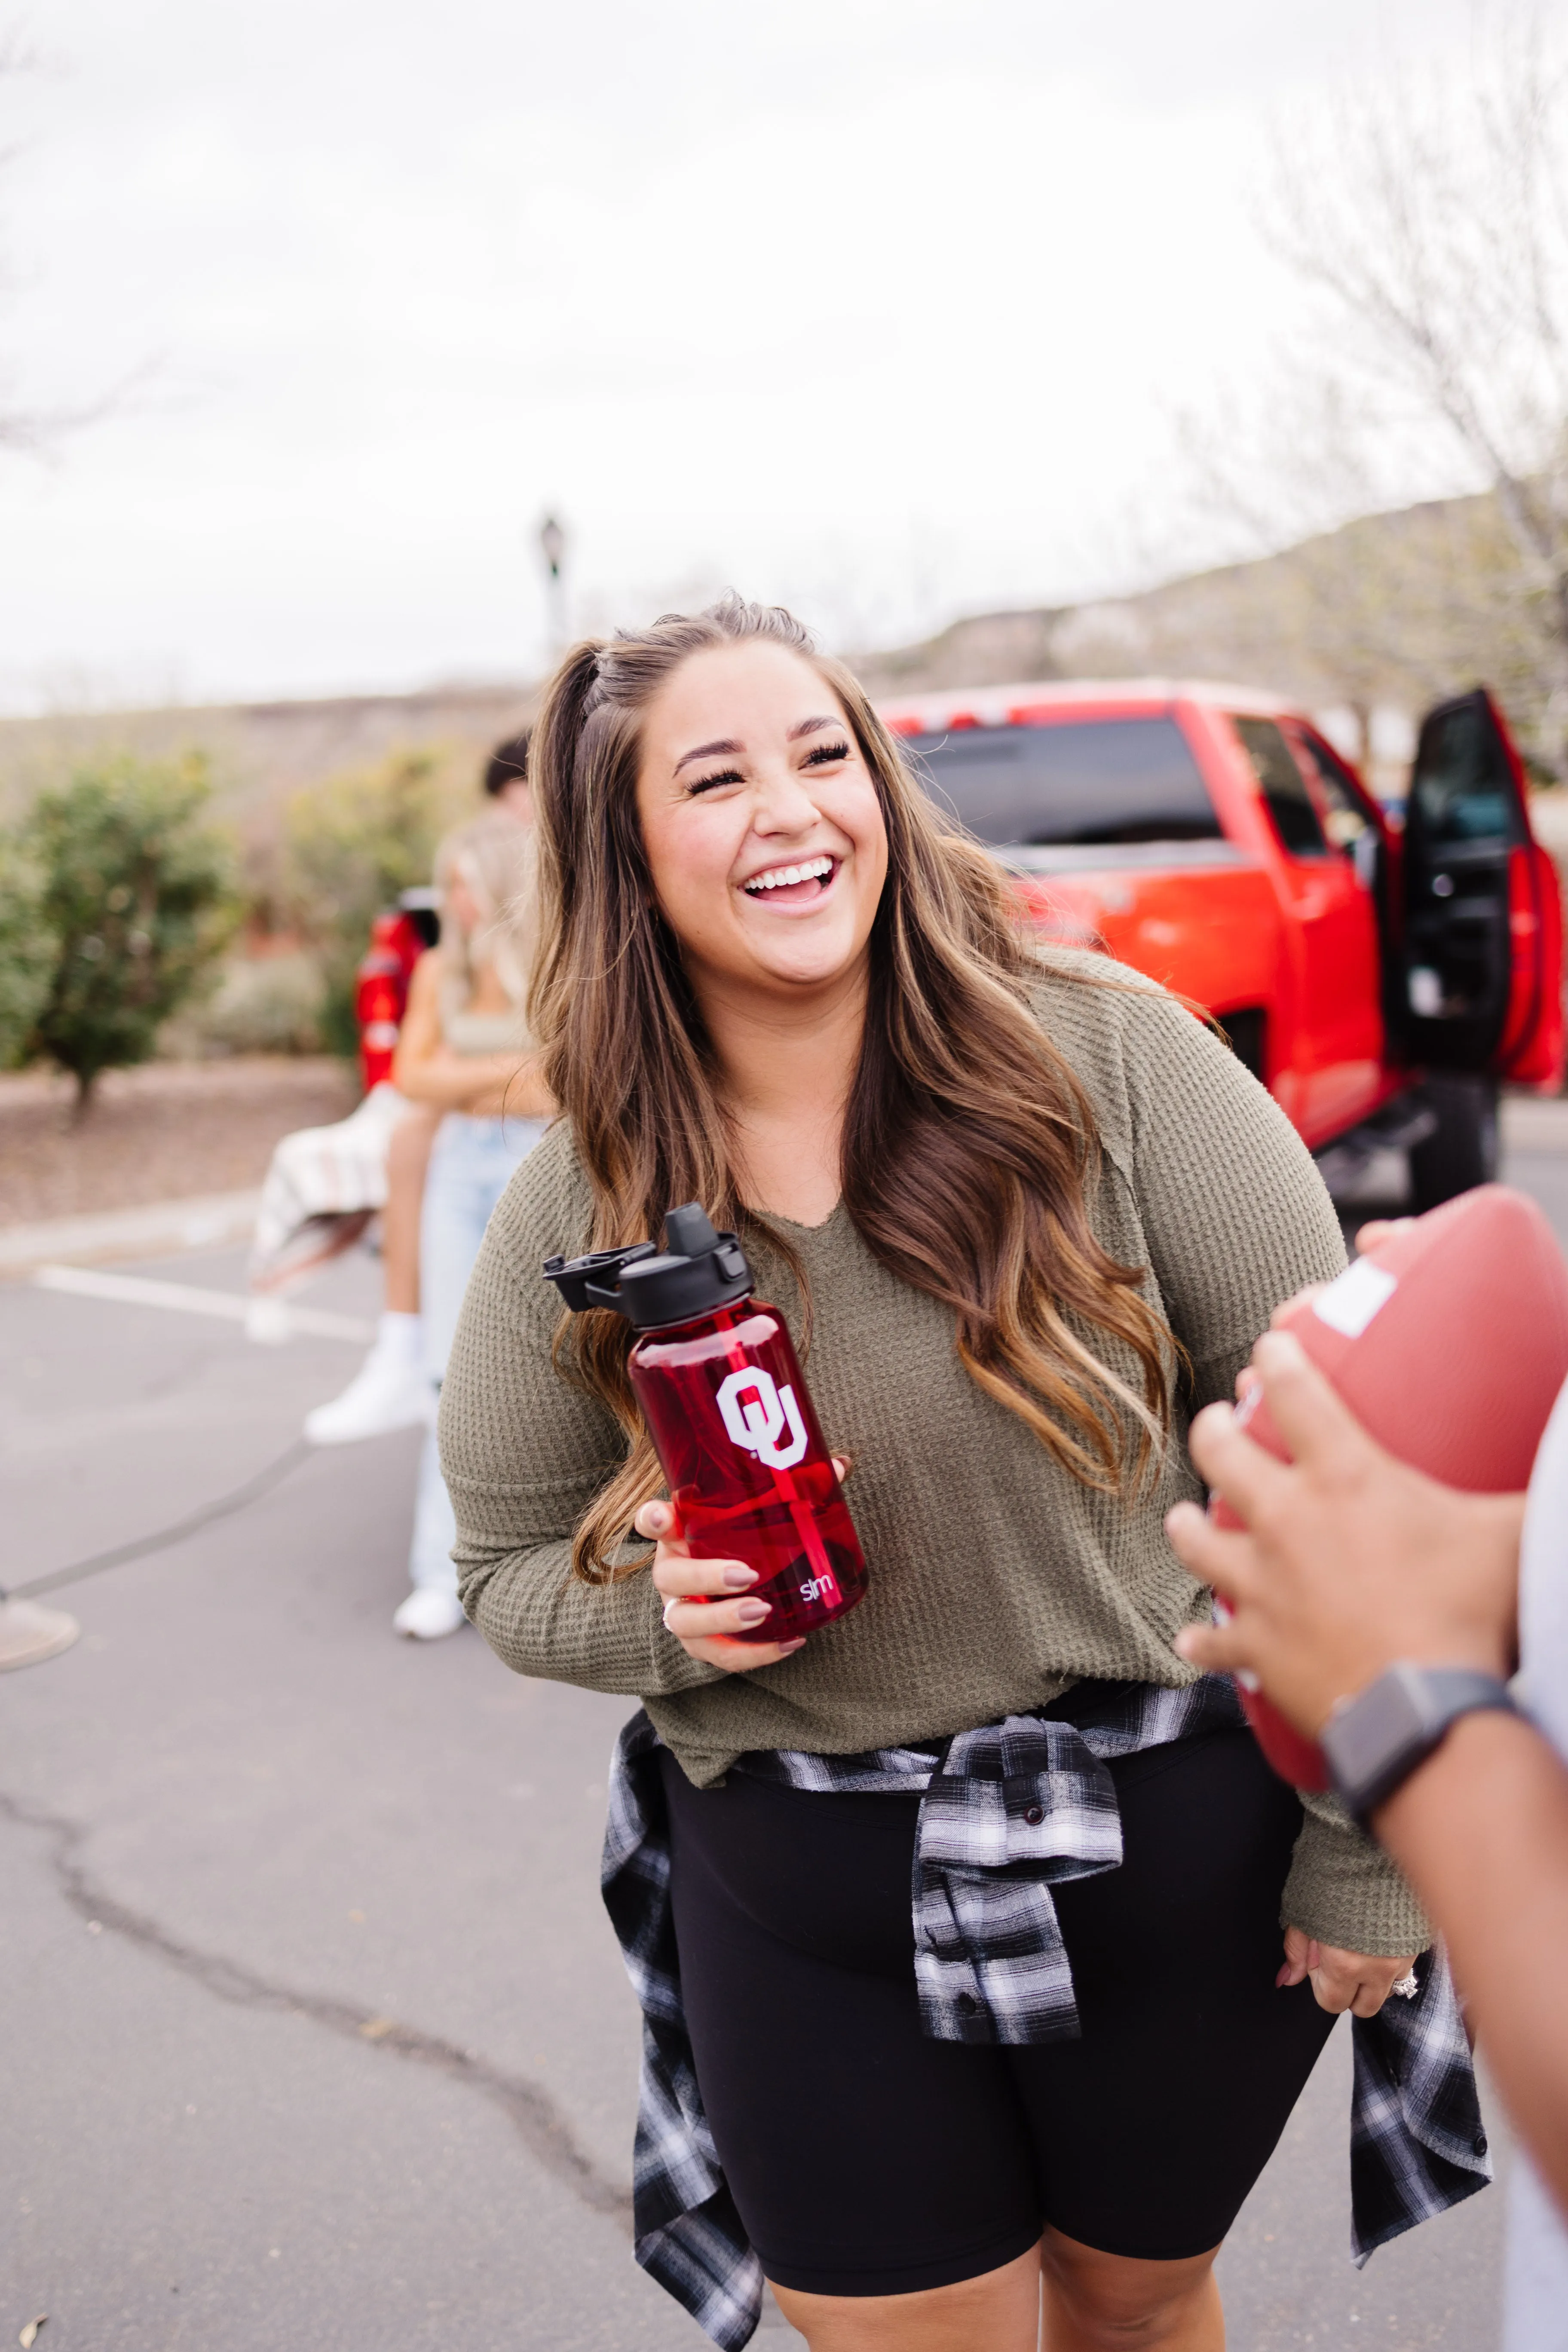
{"left": 395, "top": 1048, "right": 551, "bottom": 1115}
{"left": 436, "top": 1161, "right": 710, "bottom": 1699}
{"left": 456, "top": 1526, "right": 724, "bottom": 1699}
{"left": 1283, "top": 1792, "right": 1430, "bottom": 1955}
{"left": 1375, "top": 1711, "right": 1568, "bottom": 2213}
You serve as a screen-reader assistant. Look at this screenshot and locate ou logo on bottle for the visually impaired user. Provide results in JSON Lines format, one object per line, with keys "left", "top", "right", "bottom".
{"left": 716, "top": 1366, "right": 808, "bottom": 1471}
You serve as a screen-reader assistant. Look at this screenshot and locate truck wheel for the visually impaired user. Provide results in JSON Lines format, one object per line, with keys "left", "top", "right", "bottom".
{"left": 1408, "top": 1075, "right": 1500, "bottom": 1211}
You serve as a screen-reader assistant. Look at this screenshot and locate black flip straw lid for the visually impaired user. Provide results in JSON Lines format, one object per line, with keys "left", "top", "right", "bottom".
{"left": 542, "top": 1202, "right": 754, "bottom": 1329}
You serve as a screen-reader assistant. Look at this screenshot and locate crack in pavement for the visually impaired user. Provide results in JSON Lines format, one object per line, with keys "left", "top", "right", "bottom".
{"left": 5, "top": 1439, "right": 314, "bottom": 1601}
{"left": 0, "top": 1788, "right": 634, "bottom": 2228}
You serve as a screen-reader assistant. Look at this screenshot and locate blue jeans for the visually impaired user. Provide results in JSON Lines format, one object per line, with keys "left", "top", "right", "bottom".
{"left": 408, "top": 1112, "right": 546, "bottom": 1592}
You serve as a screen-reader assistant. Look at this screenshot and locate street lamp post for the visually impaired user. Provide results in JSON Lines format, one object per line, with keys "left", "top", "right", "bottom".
{"left": 539, "top": 513, "right": 567, "bottom": 658}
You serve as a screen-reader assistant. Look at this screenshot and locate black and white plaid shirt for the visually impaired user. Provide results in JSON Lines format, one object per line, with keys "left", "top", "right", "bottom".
{"left": 601, "top": 1678, "right": 1490, "bottom": 2352}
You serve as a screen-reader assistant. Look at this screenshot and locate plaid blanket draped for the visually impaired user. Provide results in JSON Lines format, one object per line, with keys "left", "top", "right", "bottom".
{"left": 600, "top": 1679, "right": 1489, "bottom": 2350}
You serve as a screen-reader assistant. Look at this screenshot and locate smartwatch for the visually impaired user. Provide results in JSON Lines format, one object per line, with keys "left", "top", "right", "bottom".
{"left": 1321, "top": 1662, "right": 1518, "bottom": 1826}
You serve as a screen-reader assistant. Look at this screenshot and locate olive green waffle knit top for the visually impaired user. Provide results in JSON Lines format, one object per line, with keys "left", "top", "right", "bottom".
{"left": 442, "top": 953, "right": 1429, "bottom": 1957}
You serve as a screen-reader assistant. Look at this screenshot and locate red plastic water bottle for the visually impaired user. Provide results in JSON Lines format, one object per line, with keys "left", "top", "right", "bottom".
{"left": 544, "top": 1204, "right": 868, "bottom": 1644}
{"left": 1211, "top": 1184, "right": 1568, "bottom": 1789}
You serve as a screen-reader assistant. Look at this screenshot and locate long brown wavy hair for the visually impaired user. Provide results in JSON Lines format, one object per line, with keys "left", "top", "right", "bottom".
{"left": 528, "top": 595, "right": 1178, "bottom": 1582}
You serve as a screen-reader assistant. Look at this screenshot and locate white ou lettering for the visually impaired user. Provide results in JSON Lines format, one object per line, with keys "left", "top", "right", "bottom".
{"left": 716, "top": 1365, "right": 808, "bottom": 1470}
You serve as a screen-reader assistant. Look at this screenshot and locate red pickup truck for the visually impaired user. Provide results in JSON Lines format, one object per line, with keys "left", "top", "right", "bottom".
{"left": 879, "top": 680, "right": 1565, "bottom": 1208}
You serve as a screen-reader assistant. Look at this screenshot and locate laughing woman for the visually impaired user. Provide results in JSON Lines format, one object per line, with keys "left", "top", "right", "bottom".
{"left": 438, "top": 599, "right": 1441, "bottom": 2352}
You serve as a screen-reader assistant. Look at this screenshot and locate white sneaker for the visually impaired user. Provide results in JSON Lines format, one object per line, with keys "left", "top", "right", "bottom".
{"left": 305, "top": 1321, "right": 435, "bottom": 1445}
{"left": 0, "top": 1599, "right": 81, "bottom": 1672}
{"left": 392, "top": 1587, "right": 466, "bottom": 1640}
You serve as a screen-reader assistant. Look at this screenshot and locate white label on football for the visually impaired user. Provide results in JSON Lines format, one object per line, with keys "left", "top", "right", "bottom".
{"left": 1311, "top": 1257, "right": 1398, "bottom": 1339}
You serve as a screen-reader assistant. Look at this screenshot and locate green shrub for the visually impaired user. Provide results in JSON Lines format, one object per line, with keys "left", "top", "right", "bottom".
{"left": 281, "top": 751, "right": 447, "bottom": 1059}
{"left": 160, "top": 947, "right": 327, "bottom": 1058}
{"left": 0, "top": 840, "right": 54, "bottom": 1069}
{"left": 18, "top": 754, "right": 239, "bottom": 1108}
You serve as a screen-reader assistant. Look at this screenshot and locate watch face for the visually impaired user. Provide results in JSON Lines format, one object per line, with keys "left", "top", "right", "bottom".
{"left": 1323, "top": 1669, "right": 1427, "bottom": 1789}
{"left": 1323, "top": 1665, "right": 1515, "bottom": 1819}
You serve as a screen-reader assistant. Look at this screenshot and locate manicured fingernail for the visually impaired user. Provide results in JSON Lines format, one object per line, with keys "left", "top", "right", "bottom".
{"left": 778, "top": 1639, "right": 806, "bottom": 1653}
{"left": 736, "top": 1599, "right": 772, "bottom": 1625}
{"left": 722, "top": 1565, "right": 759, "bottom": 1590}
{"left": 646, "top": 1504, "right": 669, "bottom": 1532}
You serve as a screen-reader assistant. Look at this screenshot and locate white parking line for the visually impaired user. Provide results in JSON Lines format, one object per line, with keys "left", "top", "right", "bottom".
{"left": 33, "top": 1263, "right": 375, "bottom": 1345}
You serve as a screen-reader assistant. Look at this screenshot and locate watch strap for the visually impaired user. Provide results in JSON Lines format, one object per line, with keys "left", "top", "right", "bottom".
{"left": 1321, "top": 1662, "right": 1517, "bottom": 1826}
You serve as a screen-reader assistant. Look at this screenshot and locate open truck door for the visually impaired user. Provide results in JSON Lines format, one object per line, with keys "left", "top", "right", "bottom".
{"left": 1400, "top": 687, "right": 1565, "bottom": 1204}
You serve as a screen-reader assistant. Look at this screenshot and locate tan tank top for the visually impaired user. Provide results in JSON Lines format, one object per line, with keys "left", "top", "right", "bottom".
{"left": 444, "top": 1005, "right": 528, "bottom": 1057}
{"left": 438, "top": 914, "right": 533, "bottom": 1060}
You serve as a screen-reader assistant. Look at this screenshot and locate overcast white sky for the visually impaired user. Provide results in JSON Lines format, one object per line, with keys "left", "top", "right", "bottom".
{"left": 0, "top": 0, "right": 1496, "bottom": 708}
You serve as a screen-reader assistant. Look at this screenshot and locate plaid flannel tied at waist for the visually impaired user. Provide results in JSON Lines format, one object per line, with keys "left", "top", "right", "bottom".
{"left": 601, "top": 1677, "right": 1491, "bottom": 2352}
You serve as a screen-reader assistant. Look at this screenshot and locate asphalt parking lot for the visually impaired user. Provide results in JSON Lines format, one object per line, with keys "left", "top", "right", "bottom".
{"left": 4, "top": 1109, "right": 1564, "bottom": 2351}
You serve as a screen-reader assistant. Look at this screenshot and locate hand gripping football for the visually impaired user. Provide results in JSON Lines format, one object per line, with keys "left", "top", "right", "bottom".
{"left": 1209, "top": 1184, "right": 1568, "bottom": 1790}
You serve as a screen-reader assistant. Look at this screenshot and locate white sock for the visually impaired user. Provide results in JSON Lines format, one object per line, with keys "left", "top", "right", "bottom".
{"left": 377, "top": 1310, "right": 423, "bottom": 1362}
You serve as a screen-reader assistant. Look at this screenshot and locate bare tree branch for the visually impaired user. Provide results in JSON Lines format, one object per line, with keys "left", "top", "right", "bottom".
{"left": 1183, "top": 5, "right": 1568, "bottom": 772}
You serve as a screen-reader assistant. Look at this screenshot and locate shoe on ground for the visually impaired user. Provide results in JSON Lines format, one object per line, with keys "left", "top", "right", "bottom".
{"left": 0, "top": 1599, "right": 81, "bottom": 1671}
{"left": 305, "top": 1346, "right": 435, "bottom": 1446}
{"left": 392, "top": 1587, "right": 466, "bottom": 1640}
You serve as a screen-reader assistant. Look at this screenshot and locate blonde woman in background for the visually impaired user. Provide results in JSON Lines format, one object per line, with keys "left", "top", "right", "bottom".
{"left": 302, "top": 731, "right": 536, "bottom": 1446}
{"left": 389, "top": 809, "right": 551, "bottom": 1638}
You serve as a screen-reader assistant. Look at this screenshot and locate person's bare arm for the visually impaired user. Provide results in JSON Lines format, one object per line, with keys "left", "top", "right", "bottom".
{"left": 1378, "top": 1709, "right": 1568, "bottom": 2213}
{"left": 398, "top": 1047, "right": 552, "bottom": 1116}
{"left": 392, "top": 953, "right": 553, "bottom": 1117}
{"left": 1164, "top": 1334, "right": 1568, "bottom": 2214}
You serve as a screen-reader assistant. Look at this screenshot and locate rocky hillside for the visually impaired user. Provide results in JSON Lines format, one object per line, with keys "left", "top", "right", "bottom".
{"left": 854, "top": 486, "right": 1567, "bottom": 790}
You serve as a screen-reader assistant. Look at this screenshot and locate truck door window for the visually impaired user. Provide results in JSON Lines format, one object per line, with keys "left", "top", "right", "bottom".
{"left": 1289, "top": 729, "right": 1381, "bottom": 887}
{"left": 1402, "top": 690, "right": 1531, "bottom": 1069}
{"left": 1410, "top": 700, "right": 1526, "bottom": 848}
{"left": 1231, "top": 717, "right": 1330, "bottom": 858}
{"left": 904, "top": 716, "right": 1222, "bottom": 847}
{"left": 1290, "top": 735, "right": 1373, "bottom": 850}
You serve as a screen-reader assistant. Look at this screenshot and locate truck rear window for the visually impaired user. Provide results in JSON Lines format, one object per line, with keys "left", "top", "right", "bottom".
{"left": 903, "top": 716, "right": 1222, "bottom": 848}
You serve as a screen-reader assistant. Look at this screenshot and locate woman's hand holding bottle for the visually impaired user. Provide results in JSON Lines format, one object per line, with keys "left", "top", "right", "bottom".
{"left": 635, "top": 1454, "right": 849, "bottom": 1673}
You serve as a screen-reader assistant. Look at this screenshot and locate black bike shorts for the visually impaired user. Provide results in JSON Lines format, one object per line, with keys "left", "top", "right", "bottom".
{"left": 659, "top": 1718, "right": 1336, "bottom": 2298}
